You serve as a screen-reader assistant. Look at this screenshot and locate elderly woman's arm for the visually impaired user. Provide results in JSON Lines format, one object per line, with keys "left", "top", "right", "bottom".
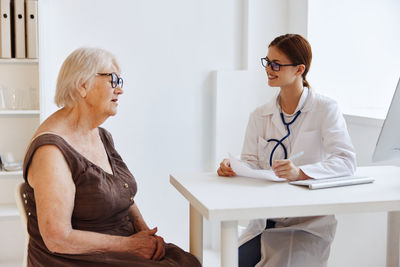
{"left": 128, "top": 197, "right": 166, "bottom": 259}
{"left": 28, "top": 145, "right": 160, "bottom": 259}
{"left": 129, "top": 203, "right": 149, "bottom": 232}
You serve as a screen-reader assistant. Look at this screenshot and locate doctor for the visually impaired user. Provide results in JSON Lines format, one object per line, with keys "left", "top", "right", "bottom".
{"left": 217, "top": 34, "right": 356, "bottom": 267}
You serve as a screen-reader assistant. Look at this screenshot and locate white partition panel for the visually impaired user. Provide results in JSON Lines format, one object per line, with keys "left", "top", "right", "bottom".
{"left": 215, "top": 70, "right": 278, "bottom": 164}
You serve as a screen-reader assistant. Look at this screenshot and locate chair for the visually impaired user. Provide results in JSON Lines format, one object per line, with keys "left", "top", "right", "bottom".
{"left": 15, "top": 182, "right": 28, "bottom": 267}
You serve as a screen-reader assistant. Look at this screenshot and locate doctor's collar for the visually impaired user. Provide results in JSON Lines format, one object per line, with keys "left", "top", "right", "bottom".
{"left": 278, "top": 87, "right": 309, "bottom": 117}
{"left": 260, "top": 87, "right": 313, "bottom": 116}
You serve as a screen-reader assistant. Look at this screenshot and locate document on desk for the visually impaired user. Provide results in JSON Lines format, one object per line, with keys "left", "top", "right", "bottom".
{"left": 229, "top": 154, "right": 286, "bottom": 182}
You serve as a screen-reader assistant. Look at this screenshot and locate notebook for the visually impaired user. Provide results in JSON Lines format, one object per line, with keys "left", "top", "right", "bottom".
{"left": 289, "top": 176, "right": 375, "bottom": 190}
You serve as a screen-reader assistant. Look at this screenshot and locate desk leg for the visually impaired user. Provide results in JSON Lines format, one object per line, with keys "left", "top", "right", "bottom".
{"left": 221, "top": 220, "right": 238, "bottom": 267}
{"left": 387, "top": 211, "right": 400, "bottom": 267}
{"left": 190, "top": 204, "right": 203, "bottom": 264}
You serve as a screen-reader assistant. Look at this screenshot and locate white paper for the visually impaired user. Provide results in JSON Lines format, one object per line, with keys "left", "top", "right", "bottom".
{"left": 229, "top": 154, "right": 286, "bottom": 182}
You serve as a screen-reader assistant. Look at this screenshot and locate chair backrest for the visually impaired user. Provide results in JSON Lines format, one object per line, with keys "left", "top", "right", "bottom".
{"left": 15, "top": 181, "right": 28, "bottom": 267}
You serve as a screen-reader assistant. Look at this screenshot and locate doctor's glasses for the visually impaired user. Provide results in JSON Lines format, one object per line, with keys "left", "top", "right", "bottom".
{"left": 96, "top": 72, "right": 124, "bottom": 89}
{"left": 261, "top": 57, "right": 299, "bottom": 72}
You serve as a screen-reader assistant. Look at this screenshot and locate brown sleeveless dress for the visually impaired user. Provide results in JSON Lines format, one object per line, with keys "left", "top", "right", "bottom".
{"left": 22, "top": 127, "right": 201, "bottom": 267}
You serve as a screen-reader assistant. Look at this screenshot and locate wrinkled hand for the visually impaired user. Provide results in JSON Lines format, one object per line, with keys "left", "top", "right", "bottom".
{"left": 217, "top": 159, "right": 236, "bottom": 177}
{"left": 152, "top": 235, "right": 166, "bottom": 261}
{"left": 128, "top": 228, "right": 165, "bottom": 260}
{"left": 272, "top": 159, "right": 307, "bottom": 181}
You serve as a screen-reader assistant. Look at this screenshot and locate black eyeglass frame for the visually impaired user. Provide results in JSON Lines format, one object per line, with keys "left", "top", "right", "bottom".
{"left": 261, "top": 57, "right": 299, "bottom": 71}
{"left": 96, "top": 72, "right": 124, "bottom": 89}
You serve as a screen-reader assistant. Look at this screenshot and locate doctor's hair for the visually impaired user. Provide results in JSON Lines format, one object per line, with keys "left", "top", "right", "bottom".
{"left": 269, "top": 34, "right": 312, "bottom": 89}
{"left": 55, "top": 47, "right": 121, "bottom": 108}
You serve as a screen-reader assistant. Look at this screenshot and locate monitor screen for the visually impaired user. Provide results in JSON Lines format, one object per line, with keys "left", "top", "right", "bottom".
{"left": 373, "top": 77, "right": 400, "bottom": 162}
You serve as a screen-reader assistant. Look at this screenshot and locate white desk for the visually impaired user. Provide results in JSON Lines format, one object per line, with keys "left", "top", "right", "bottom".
{"left": 170, "top": 166, "right": 400, "bottom": 267}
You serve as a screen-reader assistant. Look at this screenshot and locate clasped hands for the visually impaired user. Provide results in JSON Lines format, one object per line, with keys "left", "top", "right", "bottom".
{"left": 129, "top": 227, "right": 165, "bottom": 261}
{"left": 217, "top": 158, "right": 307, "bottom": 181}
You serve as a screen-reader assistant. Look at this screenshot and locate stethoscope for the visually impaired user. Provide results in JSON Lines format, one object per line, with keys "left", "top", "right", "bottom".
{"left": 267, "top": 111, "right": 301, "bottom": 167}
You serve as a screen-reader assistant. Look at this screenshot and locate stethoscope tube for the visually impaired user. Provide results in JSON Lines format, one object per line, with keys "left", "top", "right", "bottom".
{"left": 267, "top": 110, "right": 301, "bottom": 167}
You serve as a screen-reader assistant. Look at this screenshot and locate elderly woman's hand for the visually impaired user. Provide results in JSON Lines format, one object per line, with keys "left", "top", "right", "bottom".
{"left": 217, "top": 159, "right": 236, "bottom": 177}
{"left": 152, "top": 235, "right": 166, "bottom": 261}
{"left": 128, "top": 228, "right": 165, "bottom": 261}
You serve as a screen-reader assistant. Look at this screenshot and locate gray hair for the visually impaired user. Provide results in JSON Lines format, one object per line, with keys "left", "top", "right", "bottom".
{"left": 54, "top": 47, "right": 121, "bottom": 108}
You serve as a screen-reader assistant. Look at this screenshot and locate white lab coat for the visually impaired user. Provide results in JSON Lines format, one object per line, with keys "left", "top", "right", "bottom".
{"left": 239, "top": 88, "right": 356, "bottom": 267}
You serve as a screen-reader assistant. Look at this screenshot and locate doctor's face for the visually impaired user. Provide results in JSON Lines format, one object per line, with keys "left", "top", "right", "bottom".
{"left": 265, "top": 46, "right": 299, "bottom": 88}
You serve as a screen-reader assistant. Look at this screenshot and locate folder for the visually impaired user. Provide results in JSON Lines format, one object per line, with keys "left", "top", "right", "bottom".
{"left": 13, "top": 0, "right": 25, "bottom": 58}
{"left": 0, "top": 0, "right": 11, "bottom": 58}
{"left": 25, "top": 0, "right": 37, "bottom": 58}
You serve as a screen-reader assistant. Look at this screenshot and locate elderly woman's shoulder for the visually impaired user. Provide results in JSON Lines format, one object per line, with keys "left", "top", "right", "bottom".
{"left": 98, "top": 127, "right": 115, "bottom": 147}
{"left": 36, "top": 110, "right": 66, "bottom": 131}
{"left": 98, "top": 127, "right": 112, "bottom": 138}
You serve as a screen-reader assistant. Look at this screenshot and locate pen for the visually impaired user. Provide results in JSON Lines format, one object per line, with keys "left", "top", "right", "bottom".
{"left": 288, "top": 151, "right": 304, "bottom": 161}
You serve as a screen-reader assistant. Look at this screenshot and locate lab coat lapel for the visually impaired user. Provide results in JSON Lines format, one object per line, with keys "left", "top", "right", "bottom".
{"left": 289, "top": 112, "right": 306, "bottom": 152}
{"left": 261, "top": 93, "right": 286, "bottom": 137}
{"left": 271, "top": 109, "right": 287, "bottom": 137}
{"left": 290, "top": 90, "right": 315, "bottom": 150}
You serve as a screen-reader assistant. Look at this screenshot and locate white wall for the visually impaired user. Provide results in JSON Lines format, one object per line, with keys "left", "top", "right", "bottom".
{"left": 308, "top": 0, "right": 400, "bottom": 114}
{"left": 247, "top": 0, "right": 289, "bottom": 70}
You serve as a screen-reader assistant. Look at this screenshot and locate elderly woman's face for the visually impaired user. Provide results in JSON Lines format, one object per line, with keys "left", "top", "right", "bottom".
{"left": 84, "top": 66, "right": 123, "bottom": 117}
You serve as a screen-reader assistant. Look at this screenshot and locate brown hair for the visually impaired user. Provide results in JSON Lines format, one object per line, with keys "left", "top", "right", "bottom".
{"left": 269, "top": 34, "right": 312, "bottom": 88}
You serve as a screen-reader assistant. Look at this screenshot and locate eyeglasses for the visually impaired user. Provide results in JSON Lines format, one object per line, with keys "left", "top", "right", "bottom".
{"left": 96, "top": 72, "right": 124, "bottom": 89}
{"left": 261, "top": 57, "right": 299, "bottom": 71}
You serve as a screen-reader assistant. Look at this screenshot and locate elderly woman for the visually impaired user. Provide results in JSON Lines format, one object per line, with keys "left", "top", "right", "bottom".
{"left": 22, "top": 47, "right": 201, "bottom": 266}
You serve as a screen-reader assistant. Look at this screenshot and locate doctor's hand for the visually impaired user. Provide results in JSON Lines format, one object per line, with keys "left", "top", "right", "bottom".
{"left": 272, "top": 159, "right": 308, "bottom": 181}
{"left": 217, "top": 159, "right": 236, "bottom": 177}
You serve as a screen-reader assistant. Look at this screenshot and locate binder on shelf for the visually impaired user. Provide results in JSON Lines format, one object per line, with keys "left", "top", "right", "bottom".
{"left": 25, "top": 0, "right": 37, "bottom": 58}
{"left": 13, "top": 0, "right": 25, "bottom": 58}
{"left": 0, "top": 0, "right": 11, "bottom": 58}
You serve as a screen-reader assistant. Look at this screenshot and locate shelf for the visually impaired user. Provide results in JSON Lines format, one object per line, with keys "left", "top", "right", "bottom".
{"left": 0, "top": 110, "right": 40, "bottom": 115}
{"left": 0, "top": 204, "right": 19, "bottom": 220}
{"left": 0, "top": 58, "right": 38, "bottom": 64}
{"left": 0, "top": 171, "right": 23, "bottom": 177}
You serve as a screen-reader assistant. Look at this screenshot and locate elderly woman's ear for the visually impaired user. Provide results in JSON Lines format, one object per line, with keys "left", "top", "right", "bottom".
{"left": 78, "top": 82, "right": 88, "bottom": 98}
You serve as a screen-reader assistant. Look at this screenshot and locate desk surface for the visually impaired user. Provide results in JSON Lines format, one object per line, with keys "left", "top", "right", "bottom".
{"left": 170, "top": 166, "right": 400, "bottom": 221}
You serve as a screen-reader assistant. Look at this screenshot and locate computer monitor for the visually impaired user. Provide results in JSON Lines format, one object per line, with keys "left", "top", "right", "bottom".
{"left": 372, "top": 77, "right": 400, "bottom": 162}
